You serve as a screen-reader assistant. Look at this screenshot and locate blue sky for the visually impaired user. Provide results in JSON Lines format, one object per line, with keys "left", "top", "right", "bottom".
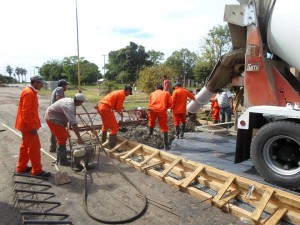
{"left": 0, "top": 0, "right": 237, "bottom": 79}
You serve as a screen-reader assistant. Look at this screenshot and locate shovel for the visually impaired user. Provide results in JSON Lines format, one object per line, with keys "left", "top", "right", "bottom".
{"left": 53, "top": 163, "right": 71, "bottom": 185}
{"left": 206, "top": 109, "right": 212, "bottom": 125}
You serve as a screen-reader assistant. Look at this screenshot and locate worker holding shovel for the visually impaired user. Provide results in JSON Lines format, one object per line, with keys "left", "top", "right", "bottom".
{"left": 148, "top": 84, "right": 173, "bottom": 150}
{"left": 171, "top": 82, "right": 195, "bottom": 139}
{"left": 96, "top": 86, "right": 132, "bottom": 149}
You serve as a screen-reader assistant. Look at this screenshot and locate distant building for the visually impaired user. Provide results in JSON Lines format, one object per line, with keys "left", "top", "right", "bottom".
{"left": 97, "top": 78, "right": 105, "bottom": 84}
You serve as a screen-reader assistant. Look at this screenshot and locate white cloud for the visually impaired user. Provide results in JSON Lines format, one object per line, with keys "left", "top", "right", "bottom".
{"left": 0, "top": 0, "right": 238, "bottom": 77}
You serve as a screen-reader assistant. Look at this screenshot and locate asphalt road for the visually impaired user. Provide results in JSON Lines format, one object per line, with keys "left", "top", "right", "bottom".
{"left": 0, "top": 85, "right": 243, "bottom": 225}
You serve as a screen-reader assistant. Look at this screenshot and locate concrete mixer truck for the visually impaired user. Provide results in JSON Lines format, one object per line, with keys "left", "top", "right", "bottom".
{"left": 187, "top": 0, "right": 300, "bottom": 190}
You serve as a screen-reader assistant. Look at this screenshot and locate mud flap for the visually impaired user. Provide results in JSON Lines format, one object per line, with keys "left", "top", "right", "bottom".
{"left": 235, "top": 129, "right": 251, "bottom": 163}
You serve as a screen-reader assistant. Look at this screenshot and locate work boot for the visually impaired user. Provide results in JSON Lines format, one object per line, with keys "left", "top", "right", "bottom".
{"left": 57, "top": 145, "right": 71, "bottom": 167}
{"left": 49, "top": 133, "right": 57, "bottom": 153}
{"left": 180, "top": 123, "right": 186, "bottom": 138}
{"left": 149, "top": 127, "right": 154, "bottom": 135}
{"left": 109, "top": 134, "right": 117, "bottom": 149}
{"left": 175, "top": 126, "right": 180, "bottom": 139}
{"left": 163, "top": 132, "right": 170, "bottom": 150}
{"left": 101, "top": 131, "right": 107, "bottom": 143}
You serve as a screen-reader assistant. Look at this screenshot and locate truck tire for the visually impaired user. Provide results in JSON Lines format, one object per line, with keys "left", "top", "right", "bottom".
{"left": 251, "top": 121, "right": 300, "bottom": 190}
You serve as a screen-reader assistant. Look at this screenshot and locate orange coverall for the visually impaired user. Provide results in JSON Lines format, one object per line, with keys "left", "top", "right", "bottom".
{"left": 148, "top": 89, "right": 172, "bottom": 132}
{"left": 171, "top": 87, "right": 195, "bottom": 126}
{"left": 97, "top": 90, "right": 126, "bottom": 134}
{"left": 46, "top": 121, "right": 69, "bottom": 145}
{"left": 15, "top": 86, "right": 43, "bottom": 175}
{"left": 210, "top": 95, "right": 220, "bottom": 123}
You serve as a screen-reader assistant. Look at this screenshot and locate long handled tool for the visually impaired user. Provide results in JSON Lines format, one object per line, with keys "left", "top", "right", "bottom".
{"left": 206, "top": 109, "right": 212, "bottom": 125}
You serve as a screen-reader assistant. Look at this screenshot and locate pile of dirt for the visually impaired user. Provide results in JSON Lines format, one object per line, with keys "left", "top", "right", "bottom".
{"left": 118, "top": 115, "right": 201, "bottom": 149}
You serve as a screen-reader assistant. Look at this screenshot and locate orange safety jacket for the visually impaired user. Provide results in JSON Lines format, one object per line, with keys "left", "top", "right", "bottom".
{"left": 148, "top": 90, "right": 172, "bottom": 112}
{"left": 171, "top": 87, "right": 195, "bottom": 114}
{"left": 98, "top": 90, "right": 126, "bottom": 113}
{"left": 15, "top": 86, "right": 41, "bottom": 132}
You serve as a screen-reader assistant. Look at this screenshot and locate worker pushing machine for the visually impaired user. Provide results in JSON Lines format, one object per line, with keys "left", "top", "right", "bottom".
{"left": 148, "top": 84, "right": 173, "bottom": 150}
{"left": 96, "top": 86, "right": 132, "bottom": 149}
{"left": 45, "top": 93, "right": 87, "bottom": 166}
{"left": 49, "top": 79, "right": 68, "bottom": 153}
{"left": 171, "top": 82, "right": 195, "bottom": 139}
{"left": 15, "top": 75, "right": 51, "bottom": 177}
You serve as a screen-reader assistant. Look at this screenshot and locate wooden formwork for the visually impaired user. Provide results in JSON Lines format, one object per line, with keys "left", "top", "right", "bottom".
{"left": 102, "top": 136, "right": 300, "bottom": 225}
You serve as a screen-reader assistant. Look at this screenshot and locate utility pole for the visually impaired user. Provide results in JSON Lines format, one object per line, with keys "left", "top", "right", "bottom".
{"left": 75, "top": 0, "right": 81, "bottom": 93}
{"left": 102, "top": 54, "right": 106, "bottom": 78}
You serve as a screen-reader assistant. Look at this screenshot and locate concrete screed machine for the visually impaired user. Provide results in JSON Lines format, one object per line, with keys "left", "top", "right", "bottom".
{"left": 187, "top": 0, "right": 300, "bottom": 190}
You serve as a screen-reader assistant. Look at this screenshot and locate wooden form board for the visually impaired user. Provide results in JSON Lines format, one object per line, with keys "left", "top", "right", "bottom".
{"left": 101, "top": 136, "right": 300, "bottom": 225}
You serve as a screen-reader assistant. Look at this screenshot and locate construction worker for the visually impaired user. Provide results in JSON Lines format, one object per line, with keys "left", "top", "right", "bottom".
{"left": 171, "top": 82, "right": 195, "bottom": 138}
{"left": 163, "top": 75, "right": 170, "bottom": 92}
{"left": 148, "top": 84, "right": 172, "bottom": 150}
{"left": 216, "top": 89, "right": 234, "bottom": 123}
{"left": 15, "top": 75, "right": 51, "bottom": 177}
{"left": 49, "top": 79, "right": 68, "bottom": 153}
{"left": 45, "top": 93, "right": 87, "bottom": 166}
{"left": 96, "top": 86, "right": 132, "bottom": 149}
{"left": 210, "top": 94, "right": 220, "bottom": 124}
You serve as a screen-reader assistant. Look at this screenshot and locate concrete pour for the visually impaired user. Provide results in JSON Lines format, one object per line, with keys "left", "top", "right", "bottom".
{"left": 0, "top": 85, "right": 245, "bottom": 224}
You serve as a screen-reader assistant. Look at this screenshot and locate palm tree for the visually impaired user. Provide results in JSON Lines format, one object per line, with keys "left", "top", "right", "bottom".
{"left": 15, "top": 67, "right": 22, "bottom": 83}
{"left": 6, "top": 65, "right": 13, "bottom": 77}
{"left": 21, "top": 68, "right": 27, "bottom": 82}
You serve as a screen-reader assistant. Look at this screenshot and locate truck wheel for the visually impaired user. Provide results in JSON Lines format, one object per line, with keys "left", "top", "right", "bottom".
{"left": 251, "top": 121, "right": 300, "bottom": 190}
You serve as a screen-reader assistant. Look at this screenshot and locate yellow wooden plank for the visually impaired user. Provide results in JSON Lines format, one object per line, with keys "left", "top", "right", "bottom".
{"left": 175, "top": 178, "right": 187, "bottom": 187}
{"left": 213, "top": 175, "right": 236, "bottom": 203}
{"left": 139, "top": 150, "right": 160, "bottom": 167}
{"left": 120, "top": 144, "right": 142, "bottom": 161}
{"left": 214, "top": 190, "right": 240, "bottom": 208}
{"left": 181, "top": 165, "right": 204, "bottom": 188}
{"left": 264, "top": 208, "right": 287, "bottom": 225}
{"left": 251, "top": 190, "right": 274, "bottom": 221}
{"left": 141, "top": 161, "right": 165, "bottom": 171}
{"left": 109, "top": 140, "right": 128, "bottom": 153}
{"left": 159, "top": 158, "right": 181, "bottom": 178}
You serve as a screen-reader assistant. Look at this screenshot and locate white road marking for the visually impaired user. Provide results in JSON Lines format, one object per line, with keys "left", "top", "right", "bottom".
{"left": 1, "top": 123, "right": 56, "bottom": 161}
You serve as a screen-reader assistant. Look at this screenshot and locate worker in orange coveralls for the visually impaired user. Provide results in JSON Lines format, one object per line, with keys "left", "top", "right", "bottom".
{"left": 97, "top": 86, "right": 132, "bottom": 149}
{"left": 210, "top": 94, "right": 220, "bottom": 124}
{"left": 15, "top": 75, "right": 51, "bottom": 178}
{"left": 148, "top": 84, "right": 173, "bottom": 150}
{"left": 171, "top": 82, "right": 195, "bottom": 139}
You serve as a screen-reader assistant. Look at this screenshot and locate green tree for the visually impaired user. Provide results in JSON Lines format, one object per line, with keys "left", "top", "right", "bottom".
{"left": 193, "top": 58, "right": 212, "bottom": 83}
{"left": 106, "top": 42, "right": 153, "bottom": 82}
{"left": 61, "top": 56, "right": 78, "bottom": 85}
{"left": 20, "top": 68, "right": 27, "bottom": 82}
{"left": 15, "top": 67, "right": 22, "bottom": 83}
{"left": 98, "top": 80, "right": 120, "bottom": 96}
{"left": 164, "top": 48, "right": 198, "bottom": 82}
{"left": 6, "top": 65, "right": 13, "bottom": 77}
{"left": 80, "top": 60, "right": 101, "bottom": 85}
{"left": 39, "top": 60, "right": 64, "bottom": 81}
{"left": 194, "top": 24, "right": 231, "bottom": 83}
{"left": 147, "top": 50, "right": 165, "bottom": 65}
{"left": 200, "top": 24, "right": 231, "bottom": 68}
{"left": 137, "top": 65, "right": 177, "bottom": 95}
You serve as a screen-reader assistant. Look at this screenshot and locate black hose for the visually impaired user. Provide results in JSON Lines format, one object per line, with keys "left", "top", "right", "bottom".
{"left": 80, "top": 105, "right": 148, "bottom": 224}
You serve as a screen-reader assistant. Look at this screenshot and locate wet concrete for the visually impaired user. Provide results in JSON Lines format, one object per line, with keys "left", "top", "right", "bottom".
{"left": 170, "top": 132, "right": 260, "bottom": 181}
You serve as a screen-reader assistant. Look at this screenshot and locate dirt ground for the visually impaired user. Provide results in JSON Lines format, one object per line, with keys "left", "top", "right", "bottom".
{"left": 0, "top": 85, "right": 244, "bottom": 225}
